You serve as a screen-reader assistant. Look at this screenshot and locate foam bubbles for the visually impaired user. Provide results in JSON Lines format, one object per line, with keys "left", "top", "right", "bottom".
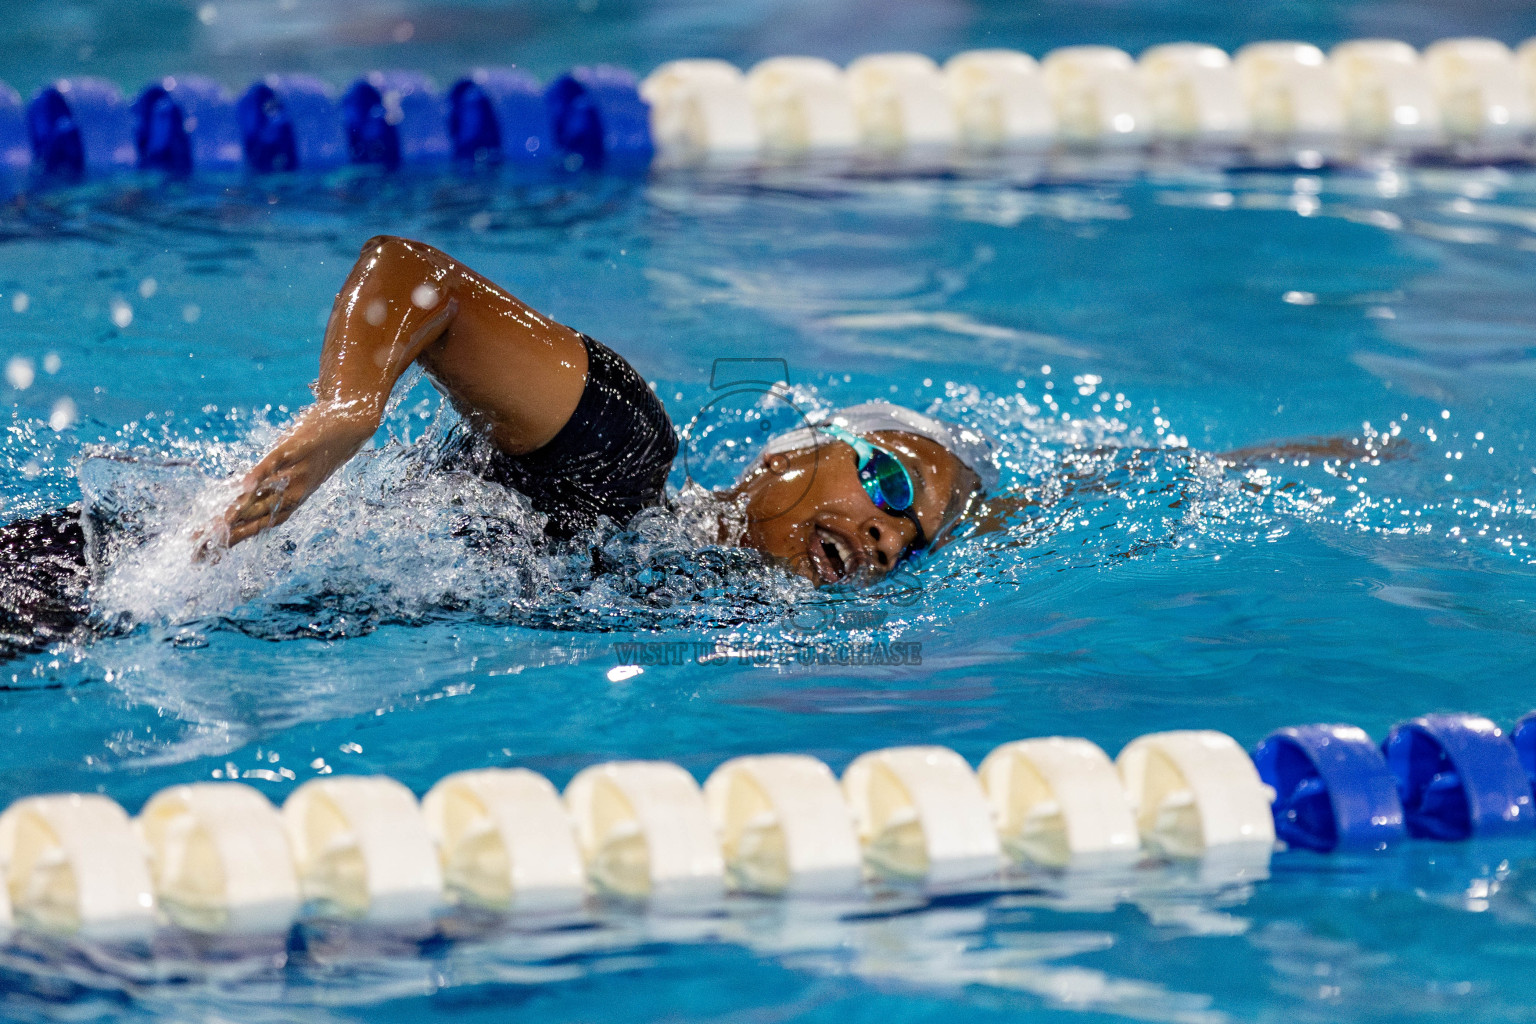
{"left": 7, "top": 367, "right": 1528, "bottom": 694}
{"left": 77, "top": 405, "right": 804, "bottom": 649}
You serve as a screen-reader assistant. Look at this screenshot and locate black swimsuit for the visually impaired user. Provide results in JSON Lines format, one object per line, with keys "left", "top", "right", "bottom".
{"left": 0, "top": 508, "right": 91, "bottom": 661}
{"left": 437, "top": 334, "right": 677, "bottom": 538}
{"left": 0, "top": 332, "right": 677, "bottom": 658}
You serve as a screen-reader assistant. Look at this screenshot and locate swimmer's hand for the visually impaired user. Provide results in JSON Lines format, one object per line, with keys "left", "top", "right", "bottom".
{"left": 194, "top": 404, "right": 378, "bottom": 560}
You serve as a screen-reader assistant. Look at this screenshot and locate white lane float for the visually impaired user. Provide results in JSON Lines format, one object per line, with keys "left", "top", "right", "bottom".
{"left": 563, "top": 760, "right": 725, "bottom": 903}
{"left": 0, "top": 794, "right": 152, "bottom": 939}
{"left": 639, "top": 59, "right": 760, "bottom": 163}
{"left": 845, "top": 52, "right": 958, "bottom": 153}
{"left": 423, "top": 768, "right": 585, "bottom": 913}
{"left": 704, "top": 754, "right": 862, "bottom": 896}
{"left": 136, "top": 782, "right": 299, "bottom": 934}
{"left": 1115, "top": 730, "right": 1276, "bottom": 860}
{"left": 746, "top": 56, "right": 859, "bottom": 154}
{"left": 841, "top": 746, "right": 1002, "bottom": 885}
{"left": 1423, "top": 38, "right": 1531, "bottom": 150}
{"left": 1040, "top": 46, "right": 1152, "bottom": 146}
{"left": 944, "top": 49, "right": 1055, "bottom": 151}
{"left": 1518, "top": 40, "right": 1536, "bottom": 127}
{"left": 1233, "top": 41, "right": 1345, "bottom": 142}
{"left": 1137, "top": 43, "right": 1248, "bottom": 144}
{"left": 281, "top": 776, "right": 444, "bottom": 924}
{"left": 1330, "top": 40, "right": 1440, "bottom": 148}
{"left": 977, "top": 737, "right": 1141, "bottom": 868}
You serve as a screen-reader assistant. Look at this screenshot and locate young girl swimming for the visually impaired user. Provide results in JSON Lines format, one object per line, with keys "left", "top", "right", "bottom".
{"left": 0, "top": 235, "right": 998, "bottom": 659}
{"left": 203, "top": 235, "right": 994, "bottom": 585}
{"left": 0, "top": 235, "right": 1394, "bottom": 660}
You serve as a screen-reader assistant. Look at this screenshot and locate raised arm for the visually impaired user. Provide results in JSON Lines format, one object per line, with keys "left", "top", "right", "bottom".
{"left": 204, "top": 236, "right": 589, "bottom": 552}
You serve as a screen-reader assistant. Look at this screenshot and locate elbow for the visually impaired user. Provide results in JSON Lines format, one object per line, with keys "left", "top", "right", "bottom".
{"left": 356, "top": 235, "right": 454, "bottom": 288}
{"left": 359, "top": 234, "right": 415, "bottom": 259}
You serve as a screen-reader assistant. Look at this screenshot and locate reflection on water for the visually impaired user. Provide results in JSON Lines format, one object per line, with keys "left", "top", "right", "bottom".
{"left": 2, "top": 842, "right": 1534, "bottom": 1024}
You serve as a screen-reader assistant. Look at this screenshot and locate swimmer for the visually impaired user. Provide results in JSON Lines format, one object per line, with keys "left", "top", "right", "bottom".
{"left": 199, "top": 235, "right": 992, "bottom": 586}
{"left": 0, "top": 236, "right": 1400, "bottom": 659}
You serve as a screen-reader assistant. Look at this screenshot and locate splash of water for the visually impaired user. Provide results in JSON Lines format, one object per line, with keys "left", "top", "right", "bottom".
{"left": 0, "top": 365, "right": 1514, "bottom": 679}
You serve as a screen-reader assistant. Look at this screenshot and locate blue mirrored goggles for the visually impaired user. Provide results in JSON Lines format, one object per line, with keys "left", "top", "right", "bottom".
{"left": 818, "top": 425, "right": 929, "bottom": 551}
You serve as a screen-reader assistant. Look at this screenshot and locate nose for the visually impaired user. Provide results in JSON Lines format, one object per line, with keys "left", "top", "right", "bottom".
{"left": 860, "top": 514, "right": 911, "bottom": 571}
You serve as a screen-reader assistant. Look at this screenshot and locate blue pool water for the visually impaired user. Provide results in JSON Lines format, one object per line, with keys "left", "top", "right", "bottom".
{"left": 4, "top": 1, "right": 1536, "bottom": 1021}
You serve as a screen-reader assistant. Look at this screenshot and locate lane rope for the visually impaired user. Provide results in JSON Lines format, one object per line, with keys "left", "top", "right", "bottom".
{"left": 5, "top": 37, "right": 1536, "bottom": 193}
{"left": 0, "top": 711, "right": 1532, "bottom": 939}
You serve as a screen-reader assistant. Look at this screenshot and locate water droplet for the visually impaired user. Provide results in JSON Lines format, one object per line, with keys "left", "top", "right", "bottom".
{"left": 5, "top": 356, "right": 34, "bottom": 389}
{"left": 49, "top": 397, "right": 77, "bottom": 432}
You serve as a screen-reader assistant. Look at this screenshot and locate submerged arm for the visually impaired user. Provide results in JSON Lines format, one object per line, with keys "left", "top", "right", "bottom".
{"left": 204, "top": 235, "right": 588, "bottom": 552}
{"left": 960, "top": 432, "right": 1410, "bottom": 543}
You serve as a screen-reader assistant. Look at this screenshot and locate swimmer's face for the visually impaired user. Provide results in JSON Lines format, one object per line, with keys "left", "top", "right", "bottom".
{"left": 733, "top": 431, "right": 969, "bottom": 585}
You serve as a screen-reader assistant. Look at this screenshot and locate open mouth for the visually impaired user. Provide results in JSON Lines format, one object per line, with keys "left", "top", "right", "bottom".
{"left": 811, "top": 525, "right": 858, "bottom": 583}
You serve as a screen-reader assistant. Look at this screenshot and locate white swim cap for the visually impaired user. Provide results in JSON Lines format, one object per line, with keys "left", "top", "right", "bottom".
{"left": 758, "top": 401, "right": 999, "bottom": 493}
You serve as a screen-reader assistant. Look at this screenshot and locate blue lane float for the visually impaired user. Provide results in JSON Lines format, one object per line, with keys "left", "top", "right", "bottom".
{"left": 341, "top": 71, "right": 451, "bottom": 170}
{"left": 1381, "top": 713, "right": 1534, "bottom": 840}
{"left": 0, "top": 84, "right": 29, "bottom": 196}
{"left": 13, "top": 36, "right": 1536, "bottom": 192}
{"left": 545, "top": 65, "right": 653, "bottom": 173}
{"left": 132, "top": 75, "right": 243, "bottom": 176}
{"left": 27, "top": 78, "right": 135, "bottom": 179}
{"left": 1509, "top": 711, "right": 1536, "bottom": 797}
{"left": 236, "top": 74, "right": 348, "bottom": 173}
{"left": 448, "top": 68, "right": 550, "bottom": 166}
{"left": 1253, "top": 724, "right": 1405, "bottom": 852}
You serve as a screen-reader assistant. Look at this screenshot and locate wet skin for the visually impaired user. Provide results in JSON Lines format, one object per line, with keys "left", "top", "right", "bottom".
{"left": 204, "top": 235, "right": 588, "bottom": 552}
{"left": 725, "top": 433, "right": 970, "bottom": 585}
{"left": 202, "top": 236, "right": 965, "bottom": 585}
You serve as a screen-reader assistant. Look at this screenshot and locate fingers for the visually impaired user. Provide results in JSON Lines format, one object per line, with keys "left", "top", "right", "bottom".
{"left": 230, "top": 481, "right": 289, "bottom": 525}
{"left": 190, "top": 404, "right": 366, "bottom": 565}
{"left": 194, "top": 490, "right": 301, "bottom": 561}
{"left": 226, "top": 512, "right": 293, "bottom": 546}
{"left": 189, "top": 466, "right": 307, "bottom": 565}
{"left": 225, "top": 492, "right": 297, "bottom": 539}
{"left": 190, "top": 523, "right": 226, "bottom": 564}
